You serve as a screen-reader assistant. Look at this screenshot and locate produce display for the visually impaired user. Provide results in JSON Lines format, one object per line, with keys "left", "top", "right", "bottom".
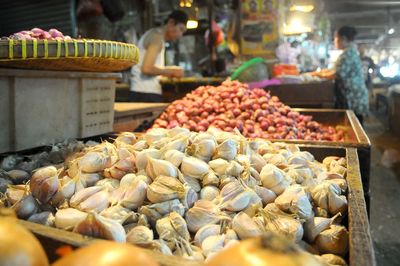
{"left": 0, "top": 128, "right": 350, "bottom": 265}
{"left": 2, "top": 28, "right": 72, "bottom": 40}
{"left": 153, "top": 80, "right": 344, "bottom": 141}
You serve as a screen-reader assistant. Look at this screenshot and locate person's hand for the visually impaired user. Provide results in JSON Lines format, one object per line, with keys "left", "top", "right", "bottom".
{"left": 165, "top": 66, "right": 184, "bottom": 78}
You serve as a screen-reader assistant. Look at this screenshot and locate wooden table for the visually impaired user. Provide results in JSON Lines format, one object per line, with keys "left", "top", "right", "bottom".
{"left": 264, "top": 81, "right": 335, "bottom": 108}
{"left": 113, "top": 102, "right": 168, "bottom": 132}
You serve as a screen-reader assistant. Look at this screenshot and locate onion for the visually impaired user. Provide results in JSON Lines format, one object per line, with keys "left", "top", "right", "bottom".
{"left": 205, "top": 233, "right": 324, "bottom": 266}
{"left": 52, "top": 241, "right": 159, "bottom": 266}
{"left": 0, "top": 217, "right": 49, "bottom": 266}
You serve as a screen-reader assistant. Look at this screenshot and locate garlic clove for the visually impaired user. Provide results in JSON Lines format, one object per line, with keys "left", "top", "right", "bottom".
{"left": 132, "top": 140, "right": 149, "bottom": 151}
{"left": 12, "top": 194, "right": 39, "bottom": 219}
{"left": 221, "top": 191, "right": 252, "bottom": 212}
{"left": 30, "top": 166, "right": 60, "bottom": 204}
{"left": 181, "top": 156, "right": 210, "bottom": 179}
{"left": 163, "top": 149, "right": 185, "bottom": 167}
{"left": 78, "top": 190, "right": 110, "bottom": 213}
{"left": 119, "top": 173, "right": 137, "bottom": 187}
{"left": 201, "top": 235, "right": 225, "bottom": 256}
{"left": 28, "top": 211, "right": 55, "bottom": 227}
{"left": 119, "top": 179, "right": 148, "bottom": 210}
{"left": 232, "top": 212, "right": 263, "bottom": 239}
{"left": 146, "top": 175, "right": 185, "bottom": 203}
{"left": 55, "top": 208, "right": 88, "bottom": 230}
{"left": 146, "top": 157, "right": 178, "bottom": 180}
{"left": 202, "top": 171, "right": 220, "bottom": 187}
{"left": 95, "top": 178, "right": 120, "bottom": 192}
{"left": 169, "top": 211, "right": 191, "bottom": 241}
{"left": 70, "top": 186, "right": 103, "bottom": 207}
{"left": 215, "top": 139, "right": 238, "bottom": 161}
{"left": 209, "top": 158, "right": 229, "bottom": 176}
{"left": 320, "top": 254, "right": 348, "bottom": 266}
{"left": 254, "top": 186, "right": 276, "bottom": 205}
{"left": 185, "top": 200, "right": 221, "bottom": 233}
{"left": 194, "top": 224, "right": 221, "bottom": 247}
{"left": 73, "top": 212, "right": 126, "bottom": 243}
{"left": 144, "top": 128, "right": 168, "bottom": 145}
{"left": 200, "top": 186, "right": 220, "bottom": 201}
{"left": 100, "top": 205, "right": 136, "bottom": 224}
{"left": 135, "top": 148, "right": 161, "bottom": 170}
{"left": 315, "top": 225, "right": 349, "bottom": 256}
{"left": 78, "top": 151, "right": 112, "bottom": 173}
{"left": 304, "top": 213, "right": 341, "bottom": 243}
{"left": 126, "top": 225, "right": 154, "bottom": 245}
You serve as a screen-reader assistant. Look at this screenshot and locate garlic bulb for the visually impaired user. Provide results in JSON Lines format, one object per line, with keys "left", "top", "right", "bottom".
{"left": 180, "top": 174, "right": 202, "bottom": 192}
{"left": 260, "top": 164, "right": 290, "bottom": 195}
{"left": 263, "top": 153, "right": 287, "bottom": 168}
{"left": 181, "top": 156, "right": 210, "bottom": 179}
{"left": 12, "top": 194, "right": 39, "bottom": 219}
{"left": 70, "top": 186, "right": 103, "bottom": 207}
{"left": 55, "top": 208, "right": 88, "bottom": 230}
{"left": 119, "top": 173, "right": 137, "bottom": 187}
{"left": 73, "top": 212, "right": 126, "bottom": 243}
{"left": 315, "top": 225, "right": 349, "bottom": 256}
{"left": 146, "top": 157, "right": 178, "bottom": 180}
{"left": 275, "top": 184, "right": 313, "bottom": 219}
{"left": 209, "top": 159, "right": 229, "bottom": 176}
{"left": 226, "top": 161, "right": 244, "bottom": 177}
{"left": 319, "top": 254, "right": 347, "bottom": 266}
{"left": 194, "top": 224, "right": 221, "bottom": 247}
{"left": 27, "top": 211, "right": 55, "bottom": 227}
{"left": 78, "top": 151, "right": 112, "bottom": 173}
{"left": 77, "top": 190, "right": 109, "bottom": 213}
{"left": 189, "top": 138, "right": 217, "bottom": 162}
{"left": 254, "top": 186, "right": 276, "bottom": 205}
{"left": 232, "top": 212, "right": 263, "bottom": 239}
{"left": 144, "top": 128, "right": 167, "bottom": 145}
{"left": 115, "top": 132, "right": 136, "bottom": 145}
{"left": 147, "top": 175, "right": 185, "bottom": 203}
{"left": 200, "top": 186, "right": 220, "bottom": 201}
{"left": 30, "top": 166, "right": 60, "bottom": 204}
{"left": 163, "top": 149, "right": 185, "bottom": 167}
{"left": 139, "top": 199, "right": 185, "bottom": 226}
{"left": 202, "top": 235, "right": 225, "bottom": 256}
{"left": 95, "top": 178, "right": 120, "bottom": 192}
{"left": 127, "top": 225, "right": 154, "bottom": 245}
{"left": 260, "top": 209, "right": 304, "bottom": 243}
{"left": 132, "top": 139, "right": 149, "bottom": 151}
{"left": 250, "top": 153, "right": 266, "bottom": 173}
{"left": 135, "top": 148, "right": 161, "bottom": 170}
{"left": 112, "top": 179, "right": 148, "bottom": 210}
{"left": 185, "top": 200, "right": 221, "bottom": 233}
{"left": 156, "top": 212, "right": 190, "bottom": 248}
{"left": 100, "top": 205, "right": 136, "bottom": 224}
{"left": 215, "top": 139, "right": 237, "bottom": 161}
{"left": 168, "top": 127, "right": 191, "bottom": 138}
{"left": 304, "top": 213, "right": 341, "bottom": 242}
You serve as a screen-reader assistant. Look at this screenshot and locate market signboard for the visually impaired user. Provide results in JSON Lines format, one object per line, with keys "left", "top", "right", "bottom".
{"left": 240, "top": 0, "right": 279, "bottom": 56}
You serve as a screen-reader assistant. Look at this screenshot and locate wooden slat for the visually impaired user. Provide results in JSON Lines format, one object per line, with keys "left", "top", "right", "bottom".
{"left": 346, "top": 148, "right": 376, "bottom": 266}
{"left": 114, "top": 102, "right": 168, "bottom": 117}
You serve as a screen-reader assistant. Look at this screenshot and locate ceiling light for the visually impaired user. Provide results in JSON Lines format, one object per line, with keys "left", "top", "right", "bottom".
{"left": 388, "top": 28, "right": 395, "bottom": 35}
{"left": 290, "top": 5, "right": 314, "bottom": 12}
{"left": 186, "top": 20, "right": 198, "bottom": 29}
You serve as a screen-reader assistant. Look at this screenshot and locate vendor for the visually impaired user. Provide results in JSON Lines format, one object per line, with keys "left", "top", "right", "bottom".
{"left": 317, "top": 26, "right": 369, "bottom": 125}
{"left": 130, "top": 10, "right": 188, "bottom": 102}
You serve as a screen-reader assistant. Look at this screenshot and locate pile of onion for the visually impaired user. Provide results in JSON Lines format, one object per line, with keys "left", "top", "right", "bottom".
{"left": 153, "top": 80, "right": 344, "bottom": 141}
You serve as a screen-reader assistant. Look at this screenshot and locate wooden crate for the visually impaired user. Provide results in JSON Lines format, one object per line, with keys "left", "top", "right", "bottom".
{"left": 389, "top": 90, "right": 400, "bottom": 135}
{"left": 283, "top": 108, "right": 372, "bottom": 213}
{"left": 113, "top": 102, "right": 168, "bottom": 132}
{"left": 0, "top": 68, "right": 121, "bottom": 153}
{"left": 264, "top": 81, "right": 335, "bottom": 108}
{"left": 9, "top": 147, "right": 374, "bottom": 266}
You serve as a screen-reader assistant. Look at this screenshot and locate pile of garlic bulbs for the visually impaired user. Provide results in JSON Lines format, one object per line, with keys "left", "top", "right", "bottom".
{"left": 1, "top": 127, "right": 349, "bottom": 264}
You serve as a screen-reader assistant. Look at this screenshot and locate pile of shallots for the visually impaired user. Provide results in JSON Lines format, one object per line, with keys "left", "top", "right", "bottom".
{"left": 153, "top": 80, "right": 344, "bottom": 141}
{"left": 2, "top": 28, "right": 72, "bottom": 41}
{"left": 1, "top": 128, "right": 349, "bottom": 265}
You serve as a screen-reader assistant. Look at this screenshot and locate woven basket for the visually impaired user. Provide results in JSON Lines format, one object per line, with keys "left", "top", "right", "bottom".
{"left": 0, "top": 39, "right": 139, "bottom": 72}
